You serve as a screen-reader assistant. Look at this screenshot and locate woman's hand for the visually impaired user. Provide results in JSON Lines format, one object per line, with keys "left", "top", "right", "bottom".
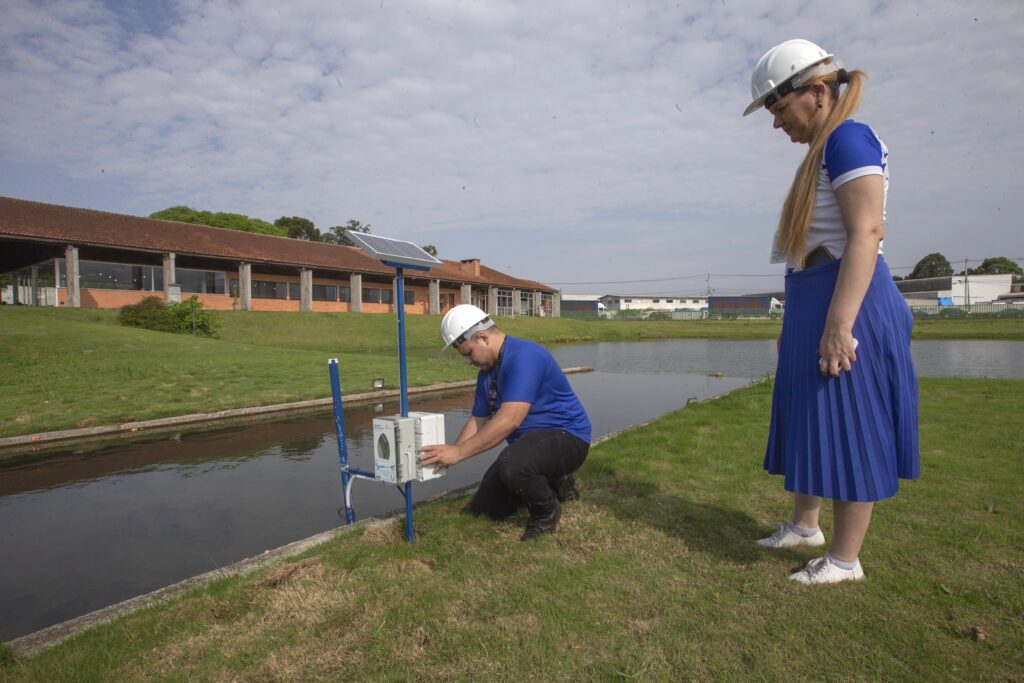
{"left": 818, "top": 328, "right": 858, "bottom": 377}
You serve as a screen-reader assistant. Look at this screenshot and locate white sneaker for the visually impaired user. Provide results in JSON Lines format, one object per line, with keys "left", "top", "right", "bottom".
{"left": 788, "top": 556, "right": 865, "bottom": 585}
{"left": 756, "top": 523, "right": 825, "bottom": 548}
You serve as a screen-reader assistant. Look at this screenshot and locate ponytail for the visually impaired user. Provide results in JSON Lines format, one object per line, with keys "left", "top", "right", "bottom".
{"left": 776, "top": 67, "right": 867, "bottom": 266}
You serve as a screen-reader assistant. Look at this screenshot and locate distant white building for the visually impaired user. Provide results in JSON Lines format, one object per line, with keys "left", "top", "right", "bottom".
{"left": 598, "top": 294, "right": 707, "bottom": 313}
{"left": 897, "top": 274, "right": 1014, "bottom": 306}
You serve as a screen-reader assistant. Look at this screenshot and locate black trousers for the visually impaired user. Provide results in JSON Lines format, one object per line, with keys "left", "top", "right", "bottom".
{"left": 468, "top": 429, "right": 589, "bottom": 520}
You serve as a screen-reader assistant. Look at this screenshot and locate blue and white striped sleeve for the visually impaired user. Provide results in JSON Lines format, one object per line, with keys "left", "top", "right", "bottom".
{"left": 824, "top": 122, "right": 886, "bottom": 190}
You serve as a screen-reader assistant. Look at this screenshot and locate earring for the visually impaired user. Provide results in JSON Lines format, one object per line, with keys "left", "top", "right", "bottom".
{"left": 816, "top": 98, "right": 823, "bottom": 109}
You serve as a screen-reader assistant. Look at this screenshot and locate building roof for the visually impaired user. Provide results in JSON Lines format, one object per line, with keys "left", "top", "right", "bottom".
{"left": 0, "top": 196, "right": 555, "bottom": 292}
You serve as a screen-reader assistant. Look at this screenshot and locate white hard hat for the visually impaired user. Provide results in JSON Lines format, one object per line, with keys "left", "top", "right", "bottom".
{"left": 440, "top": 304, "right": 493, "bottom": 349}
{"left": 743, "top": 39, "right": 840, "bottom": 116}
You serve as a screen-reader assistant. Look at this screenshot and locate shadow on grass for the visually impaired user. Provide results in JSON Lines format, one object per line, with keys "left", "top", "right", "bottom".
{"left": 584, "top": 469, "right": 766, "bottom": 565}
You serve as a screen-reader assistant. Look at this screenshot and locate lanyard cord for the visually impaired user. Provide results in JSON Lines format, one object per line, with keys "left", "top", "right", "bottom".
{"left": 488, "top": 338, "right": 507, "bottom": 417}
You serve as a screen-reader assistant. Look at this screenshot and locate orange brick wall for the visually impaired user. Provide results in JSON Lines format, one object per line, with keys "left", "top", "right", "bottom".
{"left": 251, "top": 299, "right": 301, "bottom": 312}
{"left": 79, "top": 289, "right": 159, "bottom": 308}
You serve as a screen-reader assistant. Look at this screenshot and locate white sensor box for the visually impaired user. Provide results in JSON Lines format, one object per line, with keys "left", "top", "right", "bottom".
{"left": 407, "top": 412, "right": 446, "bottom": 481}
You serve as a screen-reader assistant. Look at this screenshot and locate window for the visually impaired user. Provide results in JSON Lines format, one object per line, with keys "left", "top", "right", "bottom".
{"left": 339, "top": 286, "right": 351, "bottom": 302}
{"left": 63, "top": 260, "right": 163, "bottom": 291}
{"left": 496, "top": 289, "right": 513, "bottom": 317}
{"left": 404, "top": 290, "right": 415, "bottom": 305}
{"left": 666, "top": 299, "right": 674, "bottom": 304}
{"left": 653, "top": 299, "right": 660, "bottom": 304}
{"left": 313, "top": 284, "right": 337, "bottom": 301}
{"left": 230, "top": 279, "right": 239, "bottom": 297}
{"left": 381, "top": 288, "right": 393, "bottom": 304}
{"left": 363, "top": 287, "right": 380, "bottom": 304}
{"left": 288, "top": 283, "right": 300, "bottom": 301}
{"left": 178, "top": 268, "right": 225, "bottom": 294}
{"left": 252, "top": 280, "right": 287, "bottom": 299}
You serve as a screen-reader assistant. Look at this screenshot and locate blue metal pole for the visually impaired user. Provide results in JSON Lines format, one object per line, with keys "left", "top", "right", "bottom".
{"left": 328, "top": 358, "right": 355, "bottom": 524}
{"left": 396, "top": 267, "right": 409, "bottom": 418}
{"left": 394, "top": 268, "right": 415, "bottom": 544}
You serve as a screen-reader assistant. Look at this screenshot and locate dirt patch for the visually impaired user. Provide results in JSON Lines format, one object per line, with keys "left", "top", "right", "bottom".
{"left": 259, "top": 557, "right": 323, "bottom": 588}
{"left": 15, "top": 414, "right": 30, "bottom": 424}
{"left": 360, "top": 519, "right": 403, "bottom": 544}
{"left": 76, "top": 416, "right": 99, "bottom": 428}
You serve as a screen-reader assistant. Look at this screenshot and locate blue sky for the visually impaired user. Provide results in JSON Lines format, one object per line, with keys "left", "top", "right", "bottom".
{"left": 2, "top": 0, "right": 1022, "bottom": 295}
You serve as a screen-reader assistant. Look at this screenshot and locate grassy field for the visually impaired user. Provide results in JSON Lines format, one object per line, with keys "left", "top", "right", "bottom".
{"left": 1, "top": 376, "right": 1020, "bottom": 681}
{"left": 1, "top": 307, "right": 1022, "bottom": 440}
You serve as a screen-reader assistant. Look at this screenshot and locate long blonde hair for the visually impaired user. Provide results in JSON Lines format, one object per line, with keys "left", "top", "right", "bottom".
{"left": 776, "top": 66, "right": 867, "bottom": 266}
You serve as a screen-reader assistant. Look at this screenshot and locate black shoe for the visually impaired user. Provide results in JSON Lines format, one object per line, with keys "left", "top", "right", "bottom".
{"left": 521, "top": 500, "right": 561, "bottom": 541}
{"left": 554, "top": 475, "right": 580, "bottom": 502}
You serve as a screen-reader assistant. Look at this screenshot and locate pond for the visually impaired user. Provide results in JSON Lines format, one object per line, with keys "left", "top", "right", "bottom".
{"left": 2, "top": 338, "right": 1021, "bottom": 641}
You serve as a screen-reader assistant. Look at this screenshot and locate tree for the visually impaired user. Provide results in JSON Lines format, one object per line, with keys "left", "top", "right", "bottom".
{"left": 908, "top": 253, "right": 953, "bottom": 280}
{"left": 150, "top": 206, "right": 285, "bottom": 236}
{"left": 274, "top": 216, "right": 321, "bottom": 241}
{"left": 968, "top": 257, "right": 1023, "bottom": 276}
{"left": 322, "top": 220, "right": 371, "bottom": 247}
{"left": 421, "top": 244, "right": 438, "bottom": 257}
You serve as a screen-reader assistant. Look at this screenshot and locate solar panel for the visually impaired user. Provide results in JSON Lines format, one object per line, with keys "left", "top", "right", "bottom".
{"left": 346, "top": 231, "right": 443, "bottom": 270}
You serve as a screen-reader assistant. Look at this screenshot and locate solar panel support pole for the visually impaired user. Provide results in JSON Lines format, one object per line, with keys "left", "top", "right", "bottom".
{"left": 384, "top": 261, "right": 430, "bottom": 544}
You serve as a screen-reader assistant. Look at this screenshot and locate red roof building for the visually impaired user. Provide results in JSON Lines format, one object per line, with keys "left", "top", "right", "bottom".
{"left": 0, "top": 197, "right": 561, "bottom": 317}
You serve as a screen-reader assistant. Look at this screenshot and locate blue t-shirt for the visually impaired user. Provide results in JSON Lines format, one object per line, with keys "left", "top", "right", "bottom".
{"left": 471, "top": 336, "right": 592, "bottom": 444}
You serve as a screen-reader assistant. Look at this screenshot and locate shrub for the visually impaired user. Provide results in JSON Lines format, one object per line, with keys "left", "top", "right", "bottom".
{"left": 118, "top": 296, "right": 219, "bottom": 337}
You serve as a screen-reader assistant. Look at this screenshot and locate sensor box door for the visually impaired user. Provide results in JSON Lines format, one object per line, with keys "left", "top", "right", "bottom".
{"left": 408, "top": 412, "right": 446, "bottom": 481}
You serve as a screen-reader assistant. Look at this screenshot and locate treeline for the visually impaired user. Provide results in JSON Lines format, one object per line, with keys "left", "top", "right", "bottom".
{"left": 899, "top": 253, "right": 1022, "bottom": 280}
{"left": 149, "top": 206, "right": 436, "bottom": 254}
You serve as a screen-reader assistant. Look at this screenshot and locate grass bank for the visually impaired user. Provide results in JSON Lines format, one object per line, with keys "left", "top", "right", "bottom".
{"left": 2, "top": 377, "right": 1020, "bottom": 681}
{"left": 1, "top": 307, "right": 1022, "bottom": 440}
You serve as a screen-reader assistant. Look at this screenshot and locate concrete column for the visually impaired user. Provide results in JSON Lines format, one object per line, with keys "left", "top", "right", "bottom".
{"left": 553, "top": 292, "right": 562, "bottom": 317}
{"left": 300, "top": 269, "right": 313, "bottom": 312}
{"left": 429, "top": 279, "right": 440, "bottom": 315}
{"left": 534, "top": 291, "right": 542, "bottom": 317}
{"left": 64, "top": 245, "right": 80, "bottom": 308}
{"left": 350, "top": 273, "right": 363, "bottom": 312}
{"left": 10, "top": 271, "right": 19, "bottom": 305}
{"left": 512, "top": 288, "right": 520, "bottom": 318}
{"left": 392, "top": 277, "right": 399, "bottom": 313}
{"left": 163, "top": 252, "right": 176, "bottom": 301}
{"left": 488, "top": 287, "right": 497, "bottom": 315}
{"left": 239, "top": 262, "right": 252, "bottom": 311}
{"left": 30, "top": 266, "right": 39, "bottom": 306}
{"left": 460, "top": 283, "right": 471, "bottom": 305}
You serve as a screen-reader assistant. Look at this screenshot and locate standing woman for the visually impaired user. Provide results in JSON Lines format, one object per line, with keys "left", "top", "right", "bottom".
{"left": 743, "top": 39, "right": 919, "bottom": 584}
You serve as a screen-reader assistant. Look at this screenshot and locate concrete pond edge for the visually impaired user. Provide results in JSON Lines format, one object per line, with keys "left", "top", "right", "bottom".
{"left": 0, "top": 368, "right": 592, "bottom": 453}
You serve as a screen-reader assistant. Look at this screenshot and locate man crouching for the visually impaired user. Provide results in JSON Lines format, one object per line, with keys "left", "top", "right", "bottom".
{"left": 418, "top": 305, "right": 591, "bottom": 541}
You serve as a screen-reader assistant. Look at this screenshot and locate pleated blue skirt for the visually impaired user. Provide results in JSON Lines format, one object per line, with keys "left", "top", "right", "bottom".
{"left": 764, "top": 256, "right": 920, "bottom": 502}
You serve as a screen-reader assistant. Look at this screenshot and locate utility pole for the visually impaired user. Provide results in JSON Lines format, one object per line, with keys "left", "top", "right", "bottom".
{"left": 964, "top": 258, "right": 971, "bottom": 307}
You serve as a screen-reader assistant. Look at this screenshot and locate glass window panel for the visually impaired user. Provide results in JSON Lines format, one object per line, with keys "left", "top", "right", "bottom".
{"left": 363, "top": 288, "right": 380, "bottom": 304}
{"left": 289, "top": 283, "right": 300, "bottom": 300}
{"left": 178, "top": 268, "right": 224, "bottom": 294}
{"left": 404, "top": 290, "right": 415, "bottom": 305}
{"left": 381, "top": 288, "right": 393, "bottom": 304}
{"left": 230, "top": 279, "right": 239, "bottom": 297}
{"left": 339, "top": 286, "right": 351, "bottom": 302}
{"left": 313, "top": 284, "right": 337, "bottom": 301}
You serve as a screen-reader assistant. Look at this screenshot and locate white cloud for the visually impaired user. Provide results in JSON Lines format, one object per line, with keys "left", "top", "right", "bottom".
{"left": 1, "top": 0, "right": 1022, "bottom": 295}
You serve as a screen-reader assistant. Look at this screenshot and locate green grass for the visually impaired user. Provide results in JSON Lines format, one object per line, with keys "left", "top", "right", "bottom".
{"left": 1, "top": 307, "right": 1022, "bottom": 440}
{"left": 2, "top": 377, "right": 1021, "bottom": 681}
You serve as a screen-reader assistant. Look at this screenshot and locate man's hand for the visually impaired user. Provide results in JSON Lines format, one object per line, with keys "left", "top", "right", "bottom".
{"left": 418, "top": 443, "right": 463, "bottom": 471}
